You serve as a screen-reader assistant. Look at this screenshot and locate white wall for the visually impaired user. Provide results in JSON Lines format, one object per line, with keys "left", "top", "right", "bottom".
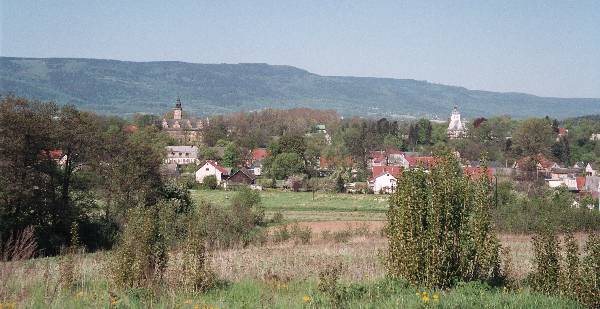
{"left": 373, "top": 173, "right": 397, "bottom": 194}
{"left": 195, "top": 163, "right": 223, "bottom": 184}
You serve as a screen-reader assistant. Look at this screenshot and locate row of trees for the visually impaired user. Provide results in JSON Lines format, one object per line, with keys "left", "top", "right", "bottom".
{"left": 0, "top": 96, "right": 181, "bottom": 255}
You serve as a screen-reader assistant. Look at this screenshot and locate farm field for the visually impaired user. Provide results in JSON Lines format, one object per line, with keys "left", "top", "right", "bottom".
{"left": 191, "top": 189, "right": 389, "bottom": 221}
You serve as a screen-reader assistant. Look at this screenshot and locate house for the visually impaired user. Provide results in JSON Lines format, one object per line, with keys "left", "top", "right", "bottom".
{"left": 161, "top": 97, "right": 206, "bottom": 143}
{"left": 406, "top": 155, "right": 437, "bottom": 169}
{"left": 513, "top": 154, "right": 559, "bottom": 172}
{"left": 226, "top": 168, "right": 256, "bottom": 185}
{"left": 247, "top": 148, "right": 269, "bottom": 176}
{"left": 447, "top": 106, "right": 468, "bottom": 139}
{"left": 47, "top": 150, "right": 68, "bottom": 166}
{"left": 463, "top": 167, "right": 494, "bottom": 181}
{"left": 547, "top": 176, "right": 585, "bottom": 192}
{"left": 195, "top": 160, "right": 230, "bottom": 185}
{"left": 370, "top": 166, "right": 402, "bottom": 194}
{"left": 590, "top": 133, "right": 600, "bottom": 141}
{"left": 550, "top": 167, "right": 583, "bottom": 180}
{"left": 586, "top": 163, "right": 598, "bottom": 176}
{"left": 165, "top": 146, "right": 199, "bottom": 165}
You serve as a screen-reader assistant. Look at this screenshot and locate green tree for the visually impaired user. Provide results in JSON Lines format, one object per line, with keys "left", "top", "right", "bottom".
{"left": 270, "top": 152, "right": 304, "bottom": 179}
{"left": 222, "top": 142, "right": 242, "bottom": 167}
{"left": 513, "top": 118, "right": 554, "bottom": 157}
{"left": 386, "top": 153, "right": 501, "bottom": 288}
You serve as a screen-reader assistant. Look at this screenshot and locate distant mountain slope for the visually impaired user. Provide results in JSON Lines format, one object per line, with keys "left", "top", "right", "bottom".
{"left": 1, "top": 57, "right": 599, "bottom": 118}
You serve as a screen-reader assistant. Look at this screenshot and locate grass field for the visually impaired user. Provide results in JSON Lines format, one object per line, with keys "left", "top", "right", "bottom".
{"left": 1, "top": 232, "right": 586, "bottom": 308}
{"left": 191, "top": 189, "right": 388, "bottom": 221}
{"left": 1, "top": 190, "right": 591, "bottom": 308}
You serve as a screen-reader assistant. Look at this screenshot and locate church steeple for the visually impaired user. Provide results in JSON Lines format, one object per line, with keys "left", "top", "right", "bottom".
{"left": 173, "top": 96, "right": 182, "bottom": 120}
{"left": 175, "top": 96, "right": 182, "bottom": 109}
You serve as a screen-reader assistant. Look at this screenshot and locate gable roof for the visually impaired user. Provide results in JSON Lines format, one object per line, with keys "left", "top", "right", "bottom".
{"left": 406, "top": 156, "right": 437, "bottom": 168}
{"left": 576, "top": 177, "right": 586, "bottom": 191}
{"left": 372, "top": 165, "right": 402, "bottom": 179}
{"left": 251, "top": 148, "right": 269, "bottom": 162}
{"left": 204, "top": 160, "right": 227, "bottom": 174}
{"left": 463, "top": 167, "right": 494, "bottom": 180}
{"left": 228, "top": 168, "right": 256, "bottom": 181}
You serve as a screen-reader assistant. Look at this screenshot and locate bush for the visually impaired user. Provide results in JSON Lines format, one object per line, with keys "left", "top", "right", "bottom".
{"left": 110, "top": 204, "right": 170, "bottom": 288}
{"left": 386, "top": 154, "right": 501, "bottom": 288}
{"left": 290, "top": 224, "right": 312, "bottom": 244}
{"left": 202, "top": 175, "right": 218, "bottom": 190}
{"left": 197, "top": 189, "right": 266, "bottom": 249}
{"left": 257, "top": 177, "right": 276, "bottom": 189}
{"left": 272, "top": 225, "right": 291, "bottom": 243}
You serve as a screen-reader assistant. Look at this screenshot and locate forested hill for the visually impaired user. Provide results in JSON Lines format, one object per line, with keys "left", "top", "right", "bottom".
{"left": 1, "top": 57, "right": 599, "bottom": 119}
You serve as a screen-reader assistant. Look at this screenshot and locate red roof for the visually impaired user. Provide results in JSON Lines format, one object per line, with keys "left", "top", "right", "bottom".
{"left": 372, "top": 165, "right": 402, "bottom": 178}
{"left": 406, "top": 156, "right": 437, "bottom": 168}
{"left": 48, "top": 150, "right": 64, "bottom": 160}
{"left": 464, "top": 167, "right": 494, "bottom": 180}
{"left": 369, "top": 151, "right": 386, "bottom": 162}
{"left": 576, "top": 177, "right": 586, "bottom": 191}
{"left": 515, "top": 154, "right": 557, "bottom": 170}
{"left": 558, "top": 128, "right": 568, "bottom": 136}
{"left": 251, "top": 148, "right": 269, "bottom": 162}
{"left": 205, "top": 160, "right": 227, "bottom": 174}
{"left": 123, "top": 125, "right": 138, "bottom": 133}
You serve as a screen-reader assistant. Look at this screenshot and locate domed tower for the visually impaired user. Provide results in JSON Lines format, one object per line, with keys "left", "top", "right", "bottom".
{"left": 173, "top": 96, "right": 183, "bottom": 120}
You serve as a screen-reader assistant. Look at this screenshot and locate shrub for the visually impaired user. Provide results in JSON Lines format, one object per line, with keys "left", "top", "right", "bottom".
{"left": 272, "top": 225, "right": 291, "bottom": 243}
{"left": 386, "top": 154, "right": 501, "bottom": 288}
{"left": 257, "top": 177, "right": 276, "bottom": 189}
{"left": 110, "top": 205, "right": 169, "bottom": 288}
{"left": 318, "top": 262, "right": 344, "bottom": 308}
{"left": 290, "top": 224, "right": 312, "bottom": 244}
{"left": 202, "top": 175, "right": 218, "bottom": 190}
{"left": 270, "top": 211, "right": 284, "bottom": 224}
{"left": 197, "top": 189, "right": 266, "bottom": 249}
{"left": 181, "top": 210, "right": 215, "bottom": 292}
{"left": 530, "top": 228, "right": 561, "bottom": 294}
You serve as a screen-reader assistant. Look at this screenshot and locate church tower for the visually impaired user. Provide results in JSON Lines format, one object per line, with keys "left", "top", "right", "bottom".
{"left": 173, "top": 96, "right": 182, "bottom": 120}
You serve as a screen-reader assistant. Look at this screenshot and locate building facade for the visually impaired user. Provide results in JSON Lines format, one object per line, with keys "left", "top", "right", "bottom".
{"left": 161, "top": 97, "right": 206, "bottom": 144}
{"left": 165, "top": 146, "right": 199, "bottom": 165}
{"left": 447, "top": 106, "right": 467, "bottom": 139}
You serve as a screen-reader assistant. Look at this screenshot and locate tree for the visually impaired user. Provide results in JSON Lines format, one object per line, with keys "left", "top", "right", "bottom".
{"left": 386, "top": 153, "right": 501, "bottom": 288}
{"left": 222, "top": 142, "right": 242, "bottom": 167}
{"left": 416, "top": 119, "right": 432, "bottom": 145}
{"left": 513, "top": 118, "right": 554, "bottom": 157}
{"left": 270, "top": 152, "right": 304, "bottom": 180}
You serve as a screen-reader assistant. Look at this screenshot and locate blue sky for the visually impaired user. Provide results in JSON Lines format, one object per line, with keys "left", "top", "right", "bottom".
{"left": 2, "top": 0, "right": 600, "bottom": 98}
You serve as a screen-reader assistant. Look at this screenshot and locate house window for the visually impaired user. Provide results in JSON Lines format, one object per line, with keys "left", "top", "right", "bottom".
{"left": 206, "top": 168, "right": 209, "bottom": 171}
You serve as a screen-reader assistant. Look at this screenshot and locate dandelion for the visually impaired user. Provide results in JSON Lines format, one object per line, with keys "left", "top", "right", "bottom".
{"left": 422, "top": 295, "right": 430, "bottom": 303}
{"left": 111, "top": 299, "right": 121, "bottom": 305}
{"left": 303, "top": 295, "right": 312, "bottom": 302}
{"left": 433, "top": 293, "right": 439, "bottom": 302}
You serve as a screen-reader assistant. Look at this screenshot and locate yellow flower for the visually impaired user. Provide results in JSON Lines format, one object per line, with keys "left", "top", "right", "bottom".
{"left": 433, "top": 293, "right": 440, "bottom": 302}
{"left": 303, "top": 295, "right": 312, "bottom": 302}
{"left": 194, "top": 304, "right": 199, "bottom": 309}
{"left": 183, "top": 299, "right": 193, "bottom": 305}
{"left": 415, "top": 292, "right": 420, "bottom": 296}
{"left": 422, "top": 295, "right": 430, "bottom": 303}
{"left": 421, "top": 291, "right": 428, "bottom": 297}
{"left": 111, "top": 299, "right": 121, "bottom": 305}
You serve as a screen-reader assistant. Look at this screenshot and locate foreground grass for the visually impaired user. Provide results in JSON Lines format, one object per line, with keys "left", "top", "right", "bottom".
{"left": 2, "top": 233, "right": 589, "bottom": 308}
{"left": 5, "top": 276, "right": 582, "bottom": 309}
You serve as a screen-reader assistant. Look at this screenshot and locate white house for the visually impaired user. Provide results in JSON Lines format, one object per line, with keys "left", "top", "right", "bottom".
{"left": 165, "top": 146, "right": 199, "bottom": 165}
{"left": 195, "top": 160, "right": 229, "bottom": 184}
{"left": 372, "top": 172, "right": 398, "bottom": 194}
{"left": 586, "top": 163, "right": 598, "bottom": 176}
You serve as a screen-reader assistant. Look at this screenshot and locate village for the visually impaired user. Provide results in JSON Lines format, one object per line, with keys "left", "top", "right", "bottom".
{"left": 155, "top": 97, "right": 600, "bottom": 210}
